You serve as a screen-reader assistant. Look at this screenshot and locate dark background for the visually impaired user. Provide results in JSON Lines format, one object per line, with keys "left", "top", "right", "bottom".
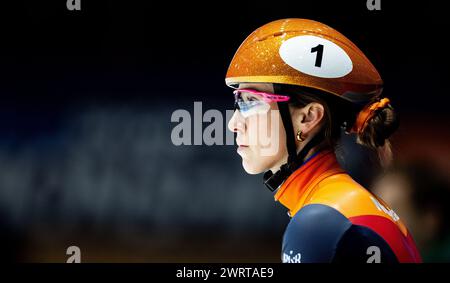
{"left": 0, "top": 0, "right": 448, "bottom": 262}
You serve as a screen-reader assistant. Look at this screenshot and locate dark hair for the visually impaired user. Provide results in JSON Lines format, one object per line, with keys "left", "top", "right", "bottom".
{"left": 273, "top": 83, "right": 399, "bottom": 167}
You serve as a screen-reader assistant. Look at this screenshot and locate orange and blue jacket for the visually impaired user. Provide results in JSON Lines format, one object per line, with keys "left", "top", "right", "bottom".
{"left": 275, "top": 150, "right": 422, "bottom": 263}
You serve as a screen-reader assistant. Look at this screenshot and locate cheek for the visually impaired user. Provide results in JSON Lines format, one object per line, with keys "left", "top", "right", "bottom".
{"left": 276, "top": 116, "right": 287, "bottom": 153}
{"left": 246, "top": 114, "right": 271, "bottom": 151}
{"left": 248, "top": 111, "right": 286, "bottom": 153}
{"left": 240, "top": 112, "right": 287, "bottom": 173}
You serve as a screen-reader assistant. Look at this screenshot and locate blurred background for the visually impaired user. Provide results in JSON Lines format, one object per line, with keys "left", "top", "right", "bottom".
{"left": 0, "top": 0, "right": 449, "bottom": 262}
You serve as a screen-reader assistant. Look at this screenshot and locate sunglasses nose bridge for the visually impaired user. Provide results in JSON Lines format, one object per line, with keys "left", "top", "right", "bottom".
{"left": 234, "top": 101, "right": 240, "bottom": 110}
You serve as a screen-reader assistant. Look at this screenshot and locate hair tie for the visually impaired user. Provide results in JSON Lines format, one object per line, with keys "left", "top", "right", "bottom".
{"left": 350, "top": 98, "right": 391, "bottom": 134}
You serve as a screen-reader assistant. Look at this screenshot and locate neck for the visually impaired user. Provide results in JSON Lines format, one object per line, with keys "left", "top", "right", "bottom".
{"left": 270, "top": 143, "right": 327, "bottom": 173}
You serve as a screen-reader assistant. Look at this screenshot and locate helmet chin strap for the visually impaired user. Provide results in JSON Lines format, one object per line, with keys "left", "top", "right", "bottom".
{"left": 263, "top": 101, "right": 324, "bottom": 192}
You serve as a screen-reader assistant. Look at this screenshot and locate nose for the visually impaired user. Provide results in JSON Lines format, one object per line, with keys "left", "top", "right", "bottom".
{"left": 228, "top": 110, "right": 245, "bottom": 134}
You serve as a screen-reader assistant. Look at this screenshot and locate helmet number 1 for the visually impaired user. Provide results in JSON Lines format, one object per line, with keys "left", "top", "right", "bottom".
{"left": 311, "top": 44, "right": 324, "bottom": 67}
{"left": 279, "top": 35, "right": 353, "bottom": 78}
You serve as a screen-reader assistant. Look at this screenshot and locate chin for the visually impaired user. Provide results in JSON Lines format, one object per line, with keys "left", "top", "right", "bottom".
{"left": 242, "top": 160, "right": 266, "bottom": 175}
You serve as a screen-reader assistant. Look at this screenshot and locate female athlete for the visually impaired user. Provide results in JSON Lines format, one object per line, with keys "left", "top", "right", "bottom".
{"left": 226, "top": 19, "right": 421, "bottom": 263}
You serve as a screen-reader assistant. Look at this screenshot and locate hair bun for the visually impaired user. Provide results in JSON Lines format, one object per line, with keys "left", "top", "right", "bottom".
{"left": 356, "top": 99, "right": 399, "bottom": 148}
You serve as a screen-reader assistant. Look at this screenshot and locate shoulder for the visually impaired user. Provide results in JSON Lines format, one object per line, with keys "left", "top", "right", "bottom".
{"left": 283, "top": 204, "right": 401, "bottom": 263}
{"left": 333, "top": 224, "right": 399, "bottom": 263}
{"left": 282, "top": 204, "right": 351, "bottom": 263}
{"left": 307, "top": 173, "right": 405, "bottom": 228}
{"left": 303, "top": 173, "right": 422, "bottom": 262}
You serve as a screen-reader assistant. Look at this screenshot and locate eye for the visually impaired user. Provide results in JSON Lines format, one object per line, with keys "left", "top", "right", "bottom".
{"left": 244, "top": 93, "right": 262, "bottom": 102}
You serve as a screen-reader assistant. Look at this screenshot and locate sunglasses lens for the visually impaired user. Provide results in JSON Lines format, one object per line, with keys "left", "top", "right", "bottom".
{"left": 232, "top": 90, "right": 275, "bottom": 117}
{"left": 234, "top": 100, "right": 270, "bottom": 118}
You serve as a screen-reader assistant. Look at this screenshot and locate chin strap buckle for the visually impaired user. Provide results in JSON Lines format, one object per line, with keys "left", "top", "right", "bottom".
{"left": 263, "top": 163, "right": 292, "bottom": 192}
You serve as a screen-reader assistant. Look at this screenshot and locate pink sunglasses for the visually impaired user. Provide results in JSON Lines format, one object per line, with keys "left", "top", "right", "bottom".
{"left": 233, "top": 88, "right": 290, "bottom": 102}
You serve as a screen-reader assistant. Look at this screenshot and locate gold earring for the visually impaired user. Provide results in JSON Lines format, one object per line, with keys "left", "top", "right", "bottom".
{"left": 296, "top": 130, "right": 305, "bottom": 142}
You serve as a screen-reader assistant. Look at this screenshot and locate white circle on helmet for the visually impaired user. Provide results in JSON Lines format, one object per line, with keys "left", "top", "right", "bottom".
{"left": 279, "top": 35, "right": 353, "bottom": 78}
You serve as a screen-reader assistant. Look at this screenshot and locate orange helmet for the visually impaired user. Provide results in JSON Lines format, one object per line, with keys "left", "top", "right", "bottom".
{"left": 225, "top": 18, "right": 383, "bottom": 101}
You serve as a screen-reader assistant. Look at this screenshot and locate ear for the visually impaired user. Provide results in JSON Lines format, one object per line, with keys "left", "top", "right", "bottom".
{"left": 291, "top": 103, "right": 325, "bottom": 134}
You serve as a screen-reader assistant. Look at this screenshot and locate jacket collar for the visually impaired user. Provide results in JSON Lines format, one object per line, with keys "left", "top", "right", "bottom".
{"left": 274, "top": 149, "right": 345, "bottom": 217}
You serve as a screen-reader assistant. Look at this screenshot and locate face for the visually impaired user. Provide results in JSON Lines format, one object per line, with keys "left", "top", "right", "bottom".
{"left": 227, "top": 83, "right": 288, "bottom": 174}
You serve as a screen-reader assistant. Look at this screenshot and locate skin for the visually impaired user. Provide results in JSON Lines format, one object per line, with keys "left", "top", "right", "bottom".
{"left": 227, "top": 83, "right": 325, "bottom": 174}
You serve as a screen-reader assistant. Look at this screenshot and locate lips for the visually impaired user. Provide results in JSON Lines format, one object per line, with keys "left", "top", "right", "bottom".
{"left": 236, "top": 140, "right": 249, "bottom": 155}
{"left": 236, "top": 141, "right": 249, "bottom": 147}
{"left": 237, "top": 144, "right": 249, "bottom": 155}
